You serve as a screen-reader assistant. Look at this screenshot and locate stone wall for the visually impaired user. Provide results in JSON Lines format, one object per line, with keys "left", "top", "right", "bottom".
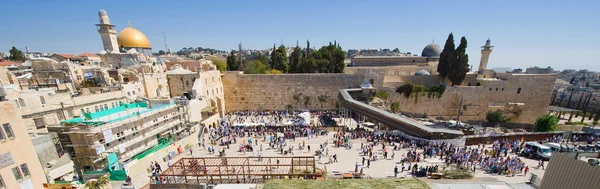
{"left": 31, "top": 133, "right": 60, "bottom": 165}
{"left": 166, "top": 73, "right": 198, "bottom": 98}
{"left": 223, "top": 72, "right": 364, "bottom": 111}
{"left": 383, "top": 74, "right": 557, "bottom": 124}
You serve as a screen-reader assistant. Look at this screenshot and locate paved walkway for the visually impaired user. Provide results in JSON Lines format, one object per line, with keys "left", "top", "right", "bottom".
{"left": 121, "top": 132, "right": 547, "bottom": 188}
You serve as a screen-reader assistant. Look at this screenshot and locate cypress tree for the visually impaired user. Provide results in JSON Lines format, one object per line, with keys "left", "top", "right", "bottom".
{"left": 438, "top": 33, "right": 456, "bottom": 82}
{"left": 449, "top": 37, "right": 470, "bottom": 86}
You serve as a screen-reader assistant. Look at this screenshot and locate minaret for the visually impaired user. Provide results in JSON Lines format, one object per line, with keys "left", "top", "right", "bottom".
{"left": 478, "top": 39, "right": 494, "bottom": 74}
{"left": 96, "top": 9, "right": 119, "bottom": 53}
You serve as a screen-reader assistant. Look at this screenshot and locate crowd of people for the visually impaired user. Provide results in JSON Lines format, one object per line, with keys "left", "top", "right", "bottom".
{"left": 146, "top": 110, "right": 569, "bottom": 183}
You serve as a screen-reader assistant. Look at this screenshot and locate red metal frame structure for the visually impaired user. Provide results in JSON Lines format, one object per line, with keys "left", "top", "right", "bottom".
{"left": 150, "top": 156, "right": 316, "bottom": 188}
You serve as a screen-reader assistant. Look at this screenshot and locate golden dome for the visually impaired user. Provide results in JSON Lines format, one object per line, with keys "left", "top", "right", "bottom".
{"left": 117, "top": 27, "right": 151, "bottom": 49}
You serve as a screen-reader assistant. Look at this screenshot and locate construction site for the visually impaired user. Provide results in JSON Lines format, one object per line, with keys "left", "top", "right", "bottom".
{"left": 148, "top": 156, "right": 317, "bottom": 189}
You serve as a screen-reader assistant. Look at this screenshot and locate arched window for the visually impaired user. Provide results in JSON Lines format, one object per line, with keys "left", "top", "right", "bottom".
{"left": 186, "top": 80, "right": 190, "bottom": 86}
{"left": 476, "top": 82, "right": 481, "bottom": 86}
{"left": 81, "top": 109, "right": 85, "bottom": 114}
{"left": 95, "top": 106, "right": 99, "bottom": 112}
{"left": 111, "top": 102, "right": 115, "bottom": 108}
{"left": 467, "top": 82, "right": 471, "bottom": 86}
{"left": 104, "top": 104, "right": 108, "bottom": 110}
{"left": 86, "top": 108, "right": 90, "bottom": 113}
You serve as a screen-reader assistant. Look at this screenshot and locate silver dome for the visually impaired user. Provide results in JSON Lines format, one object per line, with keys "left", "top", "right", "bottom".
{"left": 421, "top": 43, "right": 441, "bottom": 57}
{"left": 414, "top": 69, "right": 431, "bottom": 76}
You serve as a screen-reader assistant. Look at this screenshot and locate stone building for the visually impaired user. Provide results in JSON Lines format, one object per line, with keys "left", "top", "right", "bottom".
{"left": 0, "top": 101, "right": 47, "bottom": 189}
{"left": 165, "top": 64, "right": 225, "bottom": 129}
{"left": 348, "top": 43, "right": 440, "bottom": 68}
{"left": 526, "top": 66, "right": 554, "bottom": 74}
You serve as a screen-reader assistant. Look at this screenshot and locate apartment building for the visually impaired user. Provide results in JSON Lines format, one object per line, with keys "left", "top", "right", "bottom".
{"left": 0, "top": 101, "right": 46, "bottom": 188}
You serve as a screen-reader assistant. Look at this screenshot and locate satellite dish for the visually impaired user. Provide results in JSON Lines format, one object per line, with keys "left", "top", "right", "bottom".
{"left": 588, "top": 159, "right": 599, "bottom": 166}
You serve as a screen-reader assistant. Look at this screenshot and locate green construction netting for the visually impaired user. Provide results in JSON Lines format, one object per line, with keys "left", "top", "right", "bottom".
{"left": 109, "top": 170, "right": 127, "bottom": 181}
{"left": 108, "top": 153, "right": 120, "bottom": 171}
{"left": 61, "top": 102, "right": 153, "bottom": 126}
{"left": 82, "top": 152, "right": 128, "bottom": 181}
{"left": 133, "top": 136, "right": 172, "bottom": 160}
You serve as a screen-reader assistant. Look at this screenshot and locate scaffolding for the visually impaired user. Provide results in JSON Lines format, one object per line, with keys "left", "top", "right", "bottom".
{"left": 150, "top": 156, "right": 316, "bottom": 188}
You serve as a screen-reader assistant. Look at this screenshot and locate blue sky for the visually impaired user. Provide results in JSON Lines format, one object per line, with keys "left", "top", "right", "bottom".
{"left": 1, "top": 0, "right": 598, "bottom": 71}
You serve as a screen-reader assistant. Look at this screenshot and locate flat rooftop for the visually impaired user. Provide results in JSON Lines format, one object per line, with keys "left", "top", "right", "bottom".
{"left": 61, "top": 101, "right": 172, "bottom": 126}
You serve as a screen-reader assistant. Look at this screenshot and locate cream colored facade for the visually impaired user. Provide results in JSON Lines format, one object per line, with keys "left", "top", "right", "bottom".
{"left": 0, "top": 101, "right": 46, "bottom": 189}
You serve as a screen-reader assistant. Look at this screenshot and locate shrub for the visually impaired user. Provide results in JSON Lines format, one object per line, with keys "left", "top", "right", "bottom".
{"left": 390, "top": 102, "right": 400, "bottom": 113}
{"left": 535, "top": 114, "right": 559, "bottom": 132}
{"left": 442, "top": 169, "right": 474, "bottom": 179}
{"left": 375, "top": 91, "right": 389, "bottom": 100}
{"left": 486, "top": 110, "right": 510, "bottom": 123}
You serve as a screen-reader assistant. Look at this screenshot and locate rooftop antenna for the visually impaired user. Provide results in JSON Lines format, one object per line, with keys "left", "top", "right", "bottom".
{"left": 127, "top": 20, "right": 131, "bottom": 27}
{"left": 163, "top": 30, "right": 169, "bottom": 54}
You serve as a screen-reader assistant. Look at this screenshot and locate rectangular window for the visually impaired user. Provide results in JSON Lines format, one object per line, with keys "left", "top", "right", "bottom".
{"left": 39, "top": 96, "right": 45, "bottom": 104}
{"left": 0, "top": 175, "right": 5, "bottom": 188}
{"left": 20, "top": 164, "right": 30, "bottom": 177}
{"left": 0, "top": 125, "right": 5, "bottom": 141}
{"left": 12, "top": 166, "right": 22, "bottom": 180}
{"left": 517, "top": 88, "right": 522, "bottom": 94}
{"left": 33, "top": 118, "right": 45, "bottom": 129}
{"left": 3, "top": 123, "right": 14, "bottom": 138}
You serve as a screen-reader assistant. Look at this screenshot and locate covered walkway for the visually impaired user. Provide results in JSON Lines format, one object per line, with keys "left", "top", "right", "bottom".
{"left": 337, "top": 88, "right": 463, "bottom": 139}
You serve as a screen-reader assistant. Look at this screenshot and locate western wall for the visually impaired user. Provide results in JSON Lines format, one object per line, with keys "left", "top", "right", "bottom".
{"left": 223, "top": 72, "right": 364, "bottom": 111}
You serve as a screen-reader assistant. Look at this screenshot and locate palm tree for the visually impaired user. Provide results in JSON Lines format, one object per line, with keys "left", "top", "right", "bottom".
{"left": 85, "top": 175, "right": 110, "bottom": 189}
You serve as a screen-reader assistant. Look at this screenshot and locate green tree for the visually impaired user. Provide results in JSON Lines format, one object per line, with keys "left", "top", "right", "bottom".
{"left": 209, "top": 57, "right": 227, "bottom": 72}
{"left": 158, "top": 50, "right": 166, "bottom": 55}
{"left": 534, "top": 114, "right": 559, "bottom": 132}
{"left": 390, "top": 102, "right": 400, "bottom": 113}
{"left": 448, "top": 36, "right": 469, "bottom": 86}
{"left": 586, "top": 81, "right": 590, "bottom": 87}
{"left": 226, "top": 50, "right": 240, "bottom": 70}
{"left": 8, "top": 47, "right": 27, "bottom": 61}
{"left": 244, "top": 60, "right": 270, "bottom": 74}
{"left": 486, "top": 110, "right": 510, "bottom": 123}
{"left": 438, "top": 33, "right": 456, "bottom": 82}
{"left": 289, "top": 46, "right": 302, "bottom": 73}
{"left": 84, "top": 175, "right": 110, "bottom": 189}
{"left": 392, "top": 48, "right": 400, "bottom": 53}
{"left": 270, "top": 45, "right": 289, "bottom": 72}
{"left": 570, "top": 76, "right": 576, "bottom": 84}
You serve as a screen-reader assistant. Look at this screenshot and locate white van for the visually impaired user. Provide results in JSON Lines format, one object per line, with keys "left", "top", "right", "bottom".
{"left": 521, "top": 142, "right": 552, "bottom": 160}
{"left": 543, "top": 142, "right": 561, "bottom": 152}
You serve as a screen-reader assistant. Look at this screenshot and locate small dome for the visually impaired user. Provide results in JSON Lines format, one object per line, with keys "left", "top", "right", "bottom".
{"left": 117, "top": 27, "right": 151, "bottom": 49}
{"left": 421, "top": 43, "right": 441, "bottom": 57}
{"left": 99, "top": 9, "right": 108, "bottom": 16}
{"left": 414, "top": 69, "right": 431, "bottom": 76}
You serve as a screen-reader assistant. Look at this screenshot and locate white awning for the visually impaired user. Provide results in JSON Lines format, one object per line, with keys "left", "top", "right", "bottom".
{"left": 16, "top": 73, "right": 32, "bottom": 79}
{"left": 47, "top": 154, "right": 75, "bottom": 180}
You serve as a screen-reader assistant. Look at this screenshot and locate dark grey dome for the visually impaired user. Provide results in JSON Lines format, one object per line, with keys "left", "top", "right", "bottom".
{"left": 414, "top": 69, "right": 431, "bottom": 76}
{"left": 421, "top": 43, "right": 441, "bottom": 57}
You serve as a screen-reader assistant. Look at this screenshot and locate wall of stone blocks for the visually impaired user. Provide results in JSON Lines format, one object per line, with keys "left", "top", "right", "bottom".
{"left": 383, "top": 74, "right": 557, "bottom": 124}
{"left": 223, "top": 72, "right": 364, "bottom": 111}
